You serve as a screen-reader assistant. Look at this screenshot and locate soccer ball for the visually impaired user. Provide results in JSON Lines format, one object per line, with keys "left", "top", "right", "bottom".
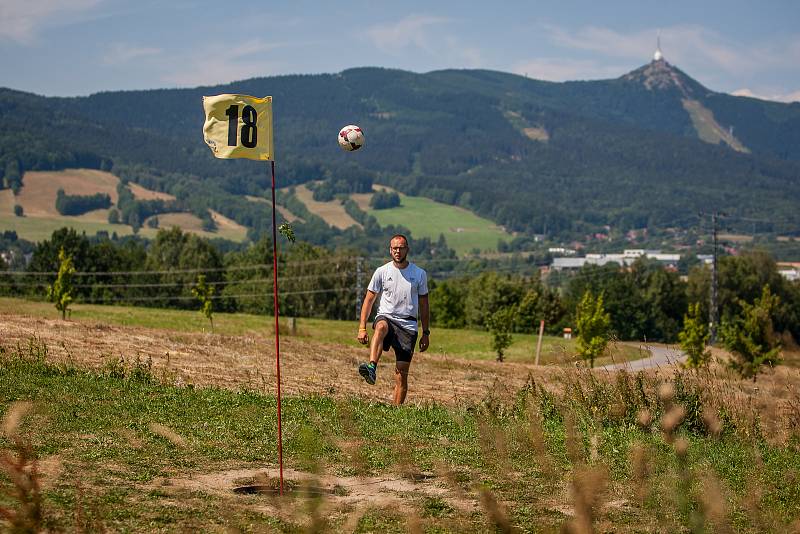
{"left": 338, "top": 125, "right": 365, "bottom": 151}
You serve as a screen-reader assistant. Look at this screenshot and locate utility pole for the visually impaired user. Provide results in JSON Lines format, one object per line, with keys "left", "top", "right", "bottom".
{"left": 709, "top": 213, "right": 719, "bottom": 345}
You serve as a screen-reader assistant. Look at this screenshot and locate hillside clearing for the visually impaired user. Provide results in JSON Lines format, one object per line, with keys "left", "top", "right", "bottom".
{"left": 355, "top": 187, "right": 512, "bottom": 256}
{"left": 293, "top": 184, "right": 361, "bottom": 230}
{"left": 682, "top": 99, "right": 750, "bottom": 153}
{"left": 142, "top": 211, "right": 248, "bottom": 242}
{"left": 0, "top": 189, "right": 15, "bottom": 214}
{"left": 1, "top": 169, "right": 247, "bottom": 242}
{"left": 16, "top": 169, "right": 119, "bottom": 219}
{"left": 128, "top": 182, "right": 175, "bottom": 201}
{"left": 0, "top": 214, "right": 134, "bottom": 242}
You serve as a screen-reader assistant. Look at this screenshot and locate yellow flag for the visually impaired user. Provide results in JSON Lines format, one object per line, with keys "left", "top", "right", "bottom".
{"left": 202, "top": 94, "right": 274, "bottom": 161}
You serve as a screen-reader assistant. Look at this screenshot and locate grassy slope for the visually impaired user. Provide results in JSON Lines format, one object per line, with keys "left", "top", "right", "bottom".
{"left": 293, "top": 185, "right": 361, "bottom": 230}
{"left": 0, "top": 297, "right": 642, "bottom": 366}
{"left": 364, "top": 193, "right": 511, "bottom": 256}
{"left": 0, "top": 169, "right": 246, "bottom": 242}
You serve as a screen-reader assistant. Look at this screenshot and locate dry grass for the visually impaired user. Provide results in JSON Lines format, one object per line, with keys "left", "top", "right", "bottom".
{"left": 522, "top": 126, "right": 549, "bottom": 142}
{"left": 0, "top": 189, "right": 15, "bottom": 216}
{"left": 16, "top": 169, "right": 119, "bottom": 220}
{"left": 127, "top": 182, "right": 175, "bottom": 201}
{"left": 293, "top": 184, "right": 361, "bottom": 230}
{"left": 3, "top": 307, "right": 800, "bottom": 531}
{"left": 209, "top": 209, "right": 248, "bottom": 235}
{"left": 0, "top": 402, "right": 43, "bottom": 532}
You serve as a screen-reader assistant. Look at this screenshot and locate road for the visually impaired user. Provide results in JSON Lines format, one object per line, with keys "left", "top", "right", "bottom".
{"left": 598, "top": 344, "right": 686, "bottom": 371}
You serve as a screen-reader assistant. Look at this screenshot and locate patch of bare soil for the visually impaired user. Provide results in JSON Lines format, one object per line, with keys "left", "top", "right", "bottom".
{"left": 155, "top": 465, "right": 479, "bottom": 529}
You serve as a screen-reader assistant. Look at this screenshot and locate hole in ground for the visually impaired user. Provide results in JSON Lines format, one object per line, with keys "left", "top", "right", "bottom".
{"left": 233, "top": 484, "right": 347, "bottom": 497}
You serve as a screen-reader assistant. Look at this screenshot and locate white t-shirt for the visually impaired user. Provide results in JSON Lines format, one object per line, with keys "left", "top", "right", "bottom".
{"left": 368, "top": 261, "right": 429, "bottom": 332}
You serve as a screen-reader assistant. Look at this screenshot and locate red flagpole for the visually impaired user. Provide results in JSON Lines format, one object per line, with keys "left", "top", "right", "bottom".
{"left": 270, "top": 159, "right": 284, "bottom": 496}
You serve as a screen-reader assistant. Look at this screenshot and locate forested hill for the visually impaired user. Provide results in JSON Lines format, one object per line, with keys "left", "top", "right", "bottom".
{"left": 2, "top": 59, "right": 800, "bottom": 240}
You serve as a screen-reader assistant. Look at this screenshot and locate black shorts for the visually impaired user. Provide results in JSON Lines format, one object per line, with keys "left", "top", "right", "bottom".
{"left": 373, "top": 315, "right": 418, "bottom": 363}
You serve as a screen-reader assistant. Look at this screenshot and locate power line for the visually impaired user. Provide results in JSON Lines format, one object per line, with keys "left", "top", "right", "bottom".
{"left": 74, "top": 287, "right": 355, "bottom": 304}
{"left": 0, "top": 256, "right": 357, "bottom": 277}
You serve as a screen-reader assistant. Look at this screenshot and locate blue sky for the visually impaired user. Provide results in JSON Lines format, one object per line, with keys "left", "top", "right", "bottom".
{"left": 2, "top": 0, "right": 799, "bottom": 101}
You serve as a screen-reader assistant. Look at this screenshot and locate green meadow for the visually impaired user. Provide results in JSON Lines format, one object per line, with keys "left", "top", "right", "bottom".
{"left": 364, "top": 194, "right": 512, "bottom": 256}
{"left": 2, "top": 335, "right": 799, "bottom": 532}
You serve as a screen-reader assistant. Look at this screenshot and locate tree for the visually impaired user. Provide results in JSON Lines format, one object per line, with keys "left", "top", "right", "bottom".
{"left": 575, "top": 290, "right": 611, "bottom": 368}
{"left": 485, "top": 307, "right": 513, "bottom": 362}
{"left": 370, "top": 190, "right": 400, "bottom": 209}
{"left": 430, "top": 279, "right": 467, "bottom": 328}
{"left": 192, "top": 274, "right": 215, "bottom": 331}
{"left": 721, "top": 285, "right": 782, "bottom": 380}
{"left": 47, "top": 247, "right": 75, "bottom": 320}
{"left": 678, "top": 302, "right": 710, "bottom": 368}
{"left": 13, "top": 204, "right": 22, "bottom": 217}
{"left": 464, "top": 272, "right": 525, "bottom": 329}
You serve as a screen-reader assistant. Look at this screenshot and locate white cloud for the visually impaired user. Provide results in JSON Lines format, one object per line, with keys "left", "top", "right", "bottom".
{"left": 443, "top": 35, "right": 484, "bottom": 68}
{"left": 732, "top": 88, "right": 800, "bottom": 103}
{"left": 365, "top": 14, "right": 450, "bottom": 54}
{"left": 511, "top": 58, "right": 626, "bottom": 82}
{"left": 103, "top": 43, "right": 161, "bottom": 65}
{"left": 158, "top": 39, "right": 290, "bottom": 87}
{"left": 0, "top": 0, "right": 103, "bottom": 43}
{"left": 543, "top": 23, "right": 800, "bottom": 77}
{"left": 364, "top": 14, "right": 486, "bottom": 69}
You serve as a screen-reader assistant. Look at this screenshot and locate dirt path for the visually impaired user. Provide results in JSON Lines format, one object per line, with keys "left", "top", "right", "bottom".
{"left": 598, "top": 344, "right": 686, "bottom": 371}
{"left": 0, "top": 313, "right": 564, "bottom": 406}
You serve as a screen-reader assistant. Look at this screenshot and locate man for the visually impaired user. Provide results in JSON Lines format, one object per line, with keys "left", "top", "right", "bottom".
{"left": 357, "top": 234, "right": 430, "bottom": 405}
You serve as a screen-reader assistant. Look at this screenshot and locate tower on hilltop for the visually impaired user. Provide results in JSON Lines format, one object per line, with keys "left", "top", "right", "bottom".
{"left": 653, "top": 32, "right": 664, "bottom": 62}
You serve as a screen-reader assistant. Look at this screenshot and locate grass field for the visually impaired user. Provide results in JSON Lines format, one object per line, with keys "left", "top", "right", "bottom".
{"left": 0, "top": 213, "right": 138, "bottom": 242}
{"left": 0, "top": 297, "right": 642, "bottom": 366}
{"left": 287, "top": 184, "right": 511, "bottom": 256}
{"left": 2, "top": 324, "right": 799, "bottom": 531}
{"left": 0, "top": 169, "right": 247, "bottom": 243}
{"left": 128, "top": 182, "right": 176, "bottom": 201}
{"left": 143, "top": 211, "right": 248, "bottom": 242}
{"left": 356, "top": 188, "right": 511, "bottom": 256}
{"left": 294, "top": 184, "right": 361, "bottom": 230}
{"left": 15, "top": 169, "right": 120, "bottom": 220}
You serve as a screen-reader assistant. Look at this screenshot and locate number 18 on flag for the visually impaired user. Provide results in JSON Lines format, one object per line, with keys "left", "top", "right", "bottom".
{"left": 202, "top": 94, "right": 274, "bottom": 161}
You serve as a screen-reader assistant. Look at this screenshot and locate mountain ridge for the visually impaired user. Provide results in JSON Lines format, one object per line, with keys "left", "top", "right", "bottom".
{"left": 1, "top": 61, "right": 799, "bottom": 246}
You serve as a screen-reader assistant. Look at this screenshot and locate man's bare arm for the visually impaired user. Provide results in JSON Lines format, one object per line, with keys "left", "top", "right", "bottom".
{"left": 357, "top": 290, "right": 378, "bottom": 344}
{"left": 419, "top": 294, "right": 430, "bottom": 352}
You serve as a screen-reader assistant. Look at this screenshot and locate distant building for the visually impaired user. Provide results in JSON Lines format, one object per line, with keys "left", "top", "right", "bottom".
{"left": 551, "top": 249, "right": 681, "bottom": 271}
{"left": 777, "top": 262, "right": 800, "bottom": 282}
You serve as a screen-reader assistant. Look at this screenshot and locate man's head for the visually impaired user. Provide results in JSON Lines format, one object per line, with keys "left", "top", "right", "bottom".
{"left": 389, "top": 234, "right": 409, "bottom": 264}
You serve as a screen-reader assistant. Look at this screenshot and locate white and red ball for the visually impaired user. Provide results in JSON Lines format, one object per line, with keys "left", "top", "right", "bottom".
{"left": 338, "top": 124, "right": 365, "bottom": 151}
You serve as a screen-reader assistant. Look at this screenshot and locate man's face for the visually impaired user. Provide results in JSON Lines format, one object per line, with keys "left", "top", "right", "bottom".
{"left": 390, "top": 238, "right": 409, "bottom": 263}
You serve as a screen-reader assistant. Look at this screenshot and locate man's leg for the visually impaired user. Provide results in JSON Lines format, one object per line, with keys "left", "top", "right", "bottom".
{"left": 359, "top": 319, "right": 389, "bottom": 385}
{"left": 393, "top": 361, "right": 411, "bottom": 405}
{"left": 370, "top": 320, "right": 389, "bottom": 364}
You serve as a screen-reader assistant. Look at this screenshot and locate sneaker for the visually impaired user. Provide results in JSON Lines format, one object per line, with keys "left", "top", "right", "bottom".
{"left": 358, "top": 362, "right": 376, "bottom": 385}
